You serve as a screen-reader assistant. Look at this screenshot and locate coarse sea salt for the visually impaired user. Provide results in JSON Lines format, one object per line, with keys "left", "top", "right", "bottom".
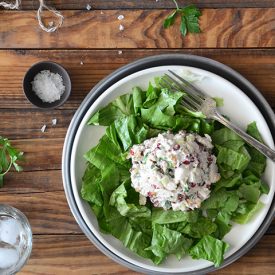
{"left": 52, "top": 118, "right": 57, "bottom": 126}
{"left": 31, "top": 70, "right": 65, "bottom": 103}
{"left": 119, "top": 24, "right": 124, "bottom": 31}
{"left": 41, "top": 124, "right": 47, "bottom": 133}
{"left": 117, "top": 15, "right": 124, "bottom": 20}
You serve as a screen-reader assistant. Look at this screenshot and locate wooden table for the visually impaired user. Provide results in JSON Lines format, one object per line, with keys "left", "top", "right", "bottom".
{"left": 0, "top": 1, "right": 274, "bottom": 274}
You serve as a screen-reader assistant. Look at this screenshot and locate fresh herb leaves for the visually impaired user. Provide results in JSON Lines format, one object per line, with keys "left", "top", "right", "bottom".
{"left": 163, "top": 1, "right": 201, "bottom": 36}
{"left": 0, "top": 136, "right": 23, "bottom": 187}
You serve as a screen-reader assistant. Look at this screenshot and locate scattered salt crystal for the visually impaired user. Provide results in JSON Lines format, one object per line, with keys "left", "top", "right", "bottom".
{"left": 48, "top": 21, "right": 54, "bottom": 27}
{"left": 80, "top": 61, "right": 84, "bottom": 65}
{"left": 41, "top": 124, "right": 47, "bottom": 133}
{"left": 52, "top": 118, "right": 57, "bottom": 126}
{"left": 0, "top": 247, "right": 19, "bottom": 269}
{"left": 118, "top": 50, "right": 123, "bottom": 55}
{"left": 117, "top": 15, "right": 124, "bottom": 20}
{"left": 119, "top": 24, "right": 124, "bottom": 31}
{"left": 100, "top": 11, "right": 104, "bottom": 15}
{"left": 31, "top": 70, "right": 65, "bottom": 103}
{"left": 86, "top": 4, "right": 91, "bottom": 10}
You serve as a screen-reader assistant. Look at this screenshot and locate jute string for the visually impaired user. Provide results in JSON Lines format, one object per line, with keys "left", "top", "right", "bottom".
{"left": 0, "top": 0, "right": 63, "bottom": 32}
{"left": 0, "top": 0, "right": 20, "bottom": 9}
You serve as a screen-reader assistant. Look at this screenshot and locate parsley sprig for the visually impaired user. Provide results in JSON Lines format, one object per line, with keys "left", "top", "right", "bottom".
{"left": 163, "top": 1, "right": 201, "bottom": 36}
{"left": 0, "top": 136, "right": 23, "bottom": 187}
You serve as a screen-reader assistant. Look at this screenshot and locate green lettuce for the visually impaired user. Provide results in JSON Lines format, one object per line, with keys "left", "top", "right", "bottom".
{"left": 189, "top": 235, "right": 229, "bottom": 267}
{"left": 81, "top": 79, "right": 269, "bottom": 267}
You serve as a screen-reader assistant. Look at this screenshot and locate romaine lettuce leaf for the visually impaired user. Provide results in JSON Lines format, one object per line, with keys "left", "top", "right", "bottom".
{"left": 245, "top": 122, "right": 266, "bottom": 176}
{"left": 152, "top": 208, "right": 198, "bottom": 224}
{"left": 189, "top": 235, "right": 229, "bottom": 267}
{"left": 110, "top": 182, "right": 151, "bottom": 218}
{"left": 179, "top": 216, "right": 217, "bottom": 238}
{"left": 232, "top": 200, "right": 264, "bottom": 224}
{"left": 146, "top": 224, "right": 193, "bottom": 264}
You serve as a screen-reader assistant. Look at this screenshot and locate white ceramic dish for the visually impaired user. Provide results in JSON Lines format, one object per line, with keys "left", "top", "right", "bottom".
{"left": 70, "top": 65, "right": 275, "bottom": 273}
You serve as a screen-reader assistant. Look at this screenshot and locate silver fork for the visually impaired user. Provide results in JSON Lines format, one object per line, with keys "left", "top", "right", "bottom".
{"left": 159, "top": 70, "right": 275, "bottom": 162}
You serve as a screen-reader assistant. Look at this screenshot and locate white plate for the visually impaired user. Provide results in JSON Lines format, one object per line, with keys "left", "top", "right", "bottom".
{"left": 70, "top": 66, "right": 275, "bottom": 273}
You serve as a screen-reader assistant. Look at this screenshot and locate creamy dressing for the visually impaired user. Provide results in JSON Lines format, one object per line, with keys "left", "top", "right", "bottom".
{"left": 129, "top": 131, "right": 220, "bottom": 211}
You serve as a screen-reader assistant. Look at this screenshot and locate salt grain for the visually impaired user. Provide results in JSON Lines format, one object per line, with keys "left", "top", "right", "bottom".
{"left": 41, "top": 124, "right": 47, "bottom": 133}
{"left": 117, "top": 15, "right": 124, "bottom": 20}
{"left": 118, "top": 50, "right": 123, "bottom": 55}
{"left": 31, "top": 70, "right": 65, "bottom": 103}
{"left": 80, "top": 61, "right": 84, "bottom": 65}
{"left": 52, "top": 118, "right": 57, "bottom": 126}
{"left": 119, "top": 24, "right": 124, "bottom": 31}
{"left": 86, "top": 4, "right": 91, "bottom": 10}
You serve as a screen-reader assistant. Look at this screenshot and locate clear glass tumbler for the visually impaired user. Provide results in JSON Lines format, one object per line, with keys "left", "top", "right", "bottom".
{"left": 0, "top": 204, "right": 32, "bottom": 274}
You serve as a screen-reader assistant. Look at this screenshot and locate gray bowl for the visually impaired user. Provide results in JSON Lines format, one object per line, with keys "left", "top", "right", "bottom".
{"left": 23, "top": 61, "right": 71, "bottom": 109}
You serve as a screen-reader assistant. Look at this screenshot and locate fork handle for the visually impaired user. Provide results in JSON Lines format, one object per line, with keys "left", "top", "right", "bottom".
{"left": 214, "top": 112, "right": 275, "bottom": 162}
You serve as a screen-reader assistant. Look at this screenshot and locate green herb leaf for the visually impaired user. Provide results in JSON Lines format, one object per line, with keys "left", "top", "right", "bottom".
{"left": 163, "top": 2, "right": 201, "bottom": 36}
{"left": 163, "top": 10, "right": 177, "bottom": 28}
{"left": 182, "top": 5, "right": 201, "bottom": 34}
{"left": 0, "top": 136, "right": 24, "bottom": 187}
{"left": 180, "top": 15, "right": 187, "bottom": 36}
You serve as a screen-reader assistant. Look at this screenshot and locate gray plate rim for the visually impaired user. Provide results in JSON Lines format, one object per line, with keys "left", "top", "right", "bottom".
{"left": 62, "top": 53, "right": 275, "bottom": 275}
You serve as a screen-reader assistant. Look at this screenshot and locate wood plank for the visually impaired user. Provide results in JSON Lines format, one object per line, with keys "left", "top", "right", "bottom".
{"left": 19, "top": 234, "right": 275, "bottom": 274}
{"left": 16, "top": 0, "right": 275, "bottom": 10}
{"left": 1, "top": 9, "right": 275, "bottom": 49}
{"left": 0, "top": 109, "right": 74, "bottom": 139}
{"left": 9, "top": 138, "right": 63, "bottom": 171}
{"left": 0, "top": 49, "right": 275, "bottom": 109}
{"left": 0, "top": 191, "right": 82, "bottom": 234}
{"left": 0, "top": 170, "right": 63, "bottom": 193}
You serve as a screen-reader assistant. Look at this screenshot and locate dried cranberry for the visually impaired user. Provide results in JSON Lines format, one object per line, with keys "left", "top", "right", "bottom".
{"left": 182, "top": 160, "right": 190, "bottom": 165}
{"left": 207, "top": 156, "right": 213, "bottom": 163}
{"left": 130, "top": 149, "right": 134, "bottom": 156}
{"left": 190, "top": 182, "right": 196, "bottom": 188}
{"left": 173, "top": 144, "right": 180, "bottom": 150}
{"left": 178, "top": 194, "right": 184, "bottom": 201}
{"left": 157, "top": 143, "right": 161, "bottom": 149}
{"left": 147, "top": 192, "right": 153, "bottom": 197}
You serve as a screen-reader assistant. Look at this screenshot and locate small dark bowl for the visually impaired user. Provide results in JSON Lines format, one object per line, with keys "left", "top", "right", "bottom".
{"left": 23, "top": 61, "right": 71, "bottom": 109}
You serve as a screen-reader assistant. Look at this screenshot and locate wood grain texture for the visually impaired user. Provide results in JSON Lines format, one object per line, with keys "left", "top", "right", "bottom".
{"left": 0, "top": 109, "right": 74, "bottom": 139}
{"left": 19, "top": 234, "right": 275, "bottom": 274}
{"left": 0, "top": 49, "right": 275, "bottom": 110}
{"left": 0, "top": 170, "right": 63, "bottom": 193}
{"left": 1, "top": 9, "right": 275, "bottom": 49}
{"left": 16, "top": 0, "right": 275, "bottom": 10}
{"left": 10, "top": 138, "right": 63, "bottom": 171}
{"left": 0, "top": 191, "right": 81, "bottom": 234}
{"left": 0, "top": 1, "right": 274, "bottom": 273}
